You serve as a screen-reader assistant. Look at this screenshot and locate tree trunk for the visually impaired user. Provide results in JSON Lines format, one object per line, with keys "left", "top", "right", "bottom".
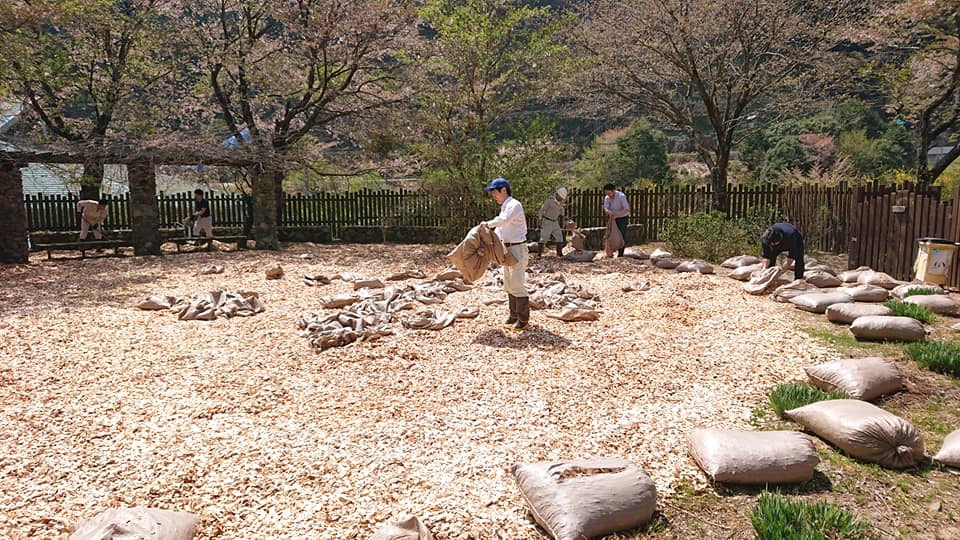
{"left": 916, "top": 112, "right": 932, "bottom": 184}
{"left": 128, "top": 161, "right": 161, "bottom": 256}
{"left": 80, "top": 158, "right": 104, "bottom": 200}
{"left": 274, "top": 173, "right": 285, "bottom": 229}
{"left": 0, "top": 161, "right": 28, "bottom": 264}
{"left": 252, "top": 168, "right": 282, "bottom": 250}
{"left": 710, "top": 147, "right": 730, "bottom": 213}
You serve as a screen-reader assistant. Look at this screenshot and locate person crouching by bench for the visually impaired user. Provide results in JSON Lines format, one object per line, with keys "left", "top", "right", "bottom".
{"left": 76, "top": 198, "right": 109, "bottom": 241}
{"left": 192, "top": 189, "right": 213, "bottom": 238}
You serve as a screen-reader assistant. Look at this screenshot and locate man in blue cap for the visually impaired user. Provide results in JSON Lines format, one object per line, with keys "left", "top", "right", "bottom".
{"left": 482, "top": 177, "right": 530, "bottom": 330}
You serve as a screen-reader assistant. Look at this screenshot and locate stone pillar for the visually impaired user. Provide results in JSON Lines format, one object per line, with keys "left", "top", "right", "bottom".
{"left": 128, "top": 161, "right": 161, "bottom": 256}
{"left": 0, "top": 161, "right": 28, "bottom": 264}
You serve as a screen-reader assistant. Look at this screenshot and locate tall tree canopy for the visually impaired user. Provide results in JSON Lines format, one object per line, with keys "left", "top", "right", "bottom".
{"left": 0, "top": 0, "right": 170, "bottom": 199}
{"left": 181, "top": 0, "right": 415, "bottom": 248}
{"left": 576, "top": 0, "right": 859, "bottom": 211}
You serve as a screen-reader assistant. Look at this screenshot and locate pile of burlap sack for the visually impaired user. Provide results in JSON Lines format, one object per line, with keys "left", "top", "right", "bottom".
{"left": 299, "top": 273, "right": 477, "bottom": 350}
{"left": 473, "top": 271, "right": 603, "bottom": 322}
{"left": 137, "top": 290, "right": 264, "bottom": 321}
{"left": 722, "top": 257, "right": 960, "bottom": 342}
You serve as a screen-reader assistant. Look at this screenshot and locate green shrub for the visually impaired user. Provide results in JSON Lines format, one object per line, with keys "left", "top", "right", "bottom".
{"left": 902, "top": 288, "right": 940, "bottom": 298}
{"left": 769, "top": 383, "right": 847, "bottom": 418}
{"left": 883, "top": 300, "right": 936, "bottom": 324}
{"left": 904, "top": 341, "right": 960, "bottom": 377}
{"left": 659, "top": 211, "right": 755, "bottom": 263}
{"left": 750, "top": 492, "right": 875, "bottom": 540}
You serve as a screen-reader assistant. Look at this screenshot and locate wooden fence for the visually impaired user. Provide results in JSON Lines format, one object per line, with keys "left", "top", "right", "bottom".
{"left": 849, "top": 184, "right": 960, "bottom": 286}
{"left": 23, "top": 184, "right": 853, "bottom": 252}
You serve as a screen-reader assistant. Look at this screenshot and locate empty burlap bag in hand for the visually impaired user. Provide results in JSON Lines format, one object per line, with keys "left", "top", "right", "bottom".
{"left": 70, "top": 507, "right": 198, "bottom": 540}
{"left": 786, "top": 399, "right": 924, "bottom": 469}
{"left": 743, "top": 267, "right": 785, "bottom": 295}
{"left": 687, "top": 429, "right": 819, "bottom": 484}
{"left": 447, "top": 224, "right": 517, "bottom": 283}
{"left": 603, "top": 215, "right": 624, "bottom": 258}
{"left": 511, "top": 458, "right": 657, "bottom": 540}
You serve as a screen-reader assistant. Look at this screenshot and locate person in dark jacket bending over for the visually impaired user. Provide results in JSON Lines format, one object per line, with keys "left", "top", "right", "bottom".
{"left": 760, "top": 222, "right": 805, "bottom": 280}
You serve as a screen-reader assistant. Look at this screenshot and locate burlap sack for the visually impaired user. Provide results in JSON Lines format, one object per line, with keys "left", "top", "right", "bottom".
{"left": 857, "top": 270, "right": 899, "bottom": 289}
{"left": 806, "top": 264, "right": 836, "bottom": 275}
{"left": 785, "top": 399, "right": 924, "bottom": 468}
{"left": 772, "top": 280, "right": 819, "bottom": 303}
{"left": 743, "top": 267, "right": 786, "bottom": 295}
{"left": 840, "top": 284, "right": 889, "bottom": 302}
{"left": 825, "top": 303, "right": 892, "bottom": 324}
{"left": 138, "top": 295, "right": 178, "bottom": 310}
{"left": 892, "top": 282, "right": 945, "bottom": 299}
{"left": 805, "top": 357, "right": 902, "bottom": 400}
{"left": 655, "top": 258, "right": 681, "bottom": 269}
{"left": 70, "top": 507, "right": 198, "bottom": 540}
{"left": 838, "top": 266, "right": 872, "bottom": 283}
{"left": 603, "top": 215, "right": 625, "bottom": 258}
{"left": 447, "top": 224, "right": 518, "bottom": 282}
{"left": 789, "top": 292, "right": 852, "bottom": 313}
{"left": 570, "top": 230, "right": 588, "bottom": 251}
{"left": 850, "top": 315, "right": 926, "bottom": 342}
{"left": 720, "top": 255, "right": 760, "bottom": 268}
{"left": 564, "top": 250, "right": 597, "bottom": 262}
{"left": 546, "top": 307, "right": 601, "bottom": 322}
{"left": 933, "top": 429, "right": 960, "bottom": 467}
{"left": 804, "top": 270, "right": 842, "bottom": 288}
{"left": 511, "top": 458, "right": 657, "bottom": 540}
{"left": 903, "top": 294, "right": 959, "bottom": 315}
{"left": 676, "top": 260, "right": 714, "bottom": 274}
{"left": 649, "top": 248, "right": 672, "bottom": 260}
{"left": 687, "top": 429, "right": 819, "bottom": 484}
{"left": 730, "top": 263, "right": 763, "bottom": 281}
{"left": 370, "top": 516, "right": 434, "bottom": 540}
{"left": 622, "top": 248, "right": 649, "bottom": 259}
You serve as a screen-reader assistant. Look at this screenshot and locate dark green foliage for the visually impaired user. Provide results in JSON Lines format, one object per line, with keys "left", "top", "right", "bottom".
{"left": 574, "top": 120, "right": 673, "bottom": 188}
{"left": 883, "top": 300, "right": 936, "bottom": 324}
{"left": 659, "top": 212, "right": 753, "bottom": 263}
{"left": 750, "top": 492, "right": 875, "bottom": 540}
{"left": 768, "top": 383, "right": 847, "bottom": 418}
{"left": 904, "top": 341, "right": 960, "bottom": 377}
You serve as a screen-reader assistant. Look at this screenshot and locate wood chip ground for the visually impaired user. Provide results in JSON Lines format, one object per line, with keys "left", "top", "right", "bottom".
{"left": 0, "top": 244, "right": 835, "bottom": 539}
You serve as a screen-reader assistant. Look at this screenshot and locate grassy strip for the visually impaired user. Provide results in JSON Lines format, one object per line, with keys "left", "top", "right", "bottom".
{"left": 769, "top": 383, "right": 847, "bottom": 418}
{"left": 750, "top": 492, "right": 875, "bottom": 540}
{"left": 883, "top": 300, "right": 936, "bottom": 324}
{"left": 904, "top": 341, "right": 960, "bottom": 377}
{"left": 902, "top": 288, "right": 940, "bottom": 298}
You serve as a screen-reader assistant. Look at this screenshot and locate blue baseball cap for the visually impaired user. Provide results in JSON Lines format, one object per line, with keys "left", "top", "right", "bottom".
{"left": 484, "top": 177, "right": 510, "bottom": 192}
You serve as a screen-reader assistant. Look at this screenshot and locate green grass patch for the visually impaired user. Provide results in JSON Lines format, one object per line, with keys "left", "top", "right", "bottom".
{"left": 750, "top": 492, "right": 875, "bottom": 540}
{"left": 769, "top": 383, "right": 847, "bottom": 418}
{"left": 902, "top": 288, "right": 940, "bottom": 298}
{"left": 883, "top": 300, "right": 936, "bottom": 323}
{"left": 904, "top": 341, "right": 960, "bottom": 377}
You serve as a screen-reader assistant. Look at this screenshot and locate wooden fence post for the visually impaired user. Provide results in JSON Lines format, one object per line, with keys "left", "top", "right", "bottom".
{"left": 0, "top": 161, "right": 28, "bottom": 263}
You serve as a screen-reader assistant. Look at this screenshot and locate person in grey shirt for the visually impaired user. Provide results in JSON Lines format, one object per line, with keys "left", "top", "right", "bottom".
{"left": 537, "top": 187, "right": 567, "bottom": 258}
{"left": 603, "top": 183, "right": 630, "bottom": 257}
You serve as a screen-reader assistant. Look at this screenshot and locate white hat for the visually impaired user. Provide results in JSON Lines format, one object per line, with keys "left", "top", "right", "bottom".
{"left": 555, "top": 187, "right": 568, "bottom": 200}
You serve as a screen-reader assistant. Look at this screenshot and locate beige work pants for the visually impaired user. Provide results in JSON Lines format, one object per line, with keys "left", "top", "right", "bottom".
{"left": 79, "top": 218, "right": 103, "bottom": 240}
{"left": 503, "top": 244, "right": 529, "bottom": 297}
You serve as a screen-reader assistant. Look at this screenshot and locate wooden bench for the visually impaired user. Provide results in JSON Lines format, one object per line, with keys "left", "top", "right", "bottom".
{"left": 167, "top": 236, "right": 249, "bottom": 252}
{"left": 33, "top": 240, "right": 131, "bottom": 260}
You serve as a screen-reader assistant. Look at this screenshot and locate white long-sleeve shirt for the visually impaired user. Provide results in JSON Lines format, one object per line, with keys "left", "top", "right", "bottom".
{"left": 603, "top": 190, "right": 631, "bottom": 218}
{"left": 486, "top": 196, "right": 527, "bottom": 243}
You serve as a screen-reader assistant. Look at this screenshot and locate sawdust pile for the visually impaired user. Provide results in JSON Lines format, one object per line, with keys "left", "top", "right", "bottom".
{"left": 0, "top": 244, "right": 832, "bottom": 539}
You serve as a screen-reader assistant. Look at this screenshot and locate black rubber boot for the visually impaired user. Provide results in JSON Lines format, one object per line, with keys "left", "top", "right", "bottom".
{"left": 504, "top": 294, "right": 518, "bottom": 327}
{"left": 556, "top": 241, "right": 566, "bottom": 258}
{"left": 512, "top": 296, "right": 530, "bottom": 330}
{"left": 536, "top": 243, "right": 543, "bottom": 259}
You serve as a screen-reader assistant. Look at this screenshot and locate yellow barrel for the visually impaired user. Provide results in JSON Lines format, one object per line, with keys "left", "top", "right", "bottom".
{"left": 914, "top": 237, "right": 959, "bottom": 285}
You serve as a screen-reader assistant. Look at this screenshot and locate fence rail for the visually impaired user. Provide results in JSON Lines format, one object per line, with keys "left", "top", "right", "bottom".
{"left": 24, "top": 184, "right": 853, "bottom": 252}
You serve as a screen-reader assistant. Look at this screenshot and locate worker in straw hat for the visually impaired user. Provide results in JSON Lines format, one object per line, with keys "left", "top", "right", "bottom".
{"left": 536, "top": 186, "right": 568, "bottom": 258}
